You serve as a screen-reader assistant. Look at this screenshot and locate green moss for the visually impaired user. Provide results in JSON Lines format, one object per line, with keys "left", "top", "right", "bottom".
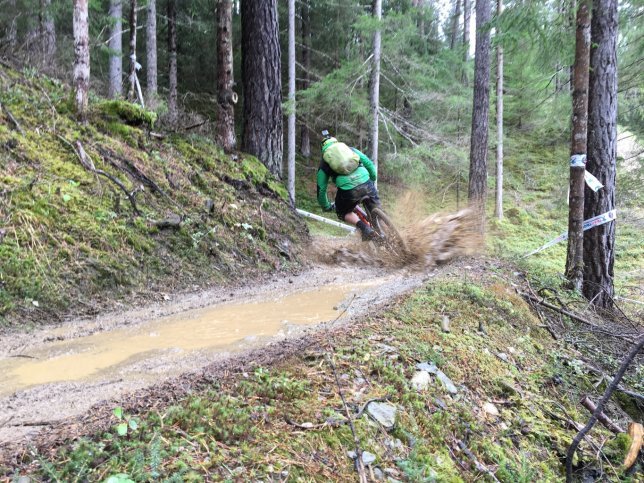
{"left": 95, "top": 100, "right": 157, "bottom": 128}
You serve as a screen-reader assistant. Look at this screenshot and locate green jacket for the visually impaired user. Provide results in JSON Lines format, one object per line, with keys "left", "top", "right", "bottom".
{"left": 317, "top": 148, "right": 377, "bottom": 210}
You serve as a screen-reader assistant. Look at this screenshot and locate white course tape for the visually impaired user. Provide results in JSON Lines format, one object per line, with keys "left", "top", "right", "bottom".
{"left": 570, "top": 154, "right": 587, "bottom": 167}
{"left": 584, "top": 171, "right": 604, "bottom": 192}
{"left": 523, "top": 209, "right": 616, "bottom": 258}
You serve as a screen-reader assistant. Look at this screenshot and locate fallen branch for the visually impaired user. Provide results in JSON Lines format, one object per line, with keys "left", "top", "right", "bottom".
{"left": 285, "top": 417, "right": 347, "bottom": 430}
{"left": 566, "top": 335, "right": 644, "bottom": 482}
{"left": 1, "top": 101, "right": 25, "bottom": 135}
{"left": 579, "top": 396, "right": 624, "bottom": 434}
{"left": 327, "top": 354, "right": 368, "bottom": 483}
{"left": 456, "top": 439, "right": 501, "bottom": 482}
{"left": 521, "top": 292, "right": 638, "bottom": 344}
{"left": 58, "top": 136, "right": 141, "bottom": 215}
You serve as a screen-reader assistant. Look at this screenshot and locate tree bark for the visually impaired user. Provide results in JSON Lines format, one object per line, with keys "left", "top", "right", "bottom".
{"left": 449, "top": 0, "right": 461, "bottom": 50}
{"left": 494, "top": 0, "right": 503, "bottom": 220}
{"left": 565, "top": 0, "right": 590, "bottom": 292}
{"left": 167, "top": 0, "right": 178, "bottom": 126}
{"left": 215, "top": 0, "right": 236, "bottom": 152}
{"left": 127, "top": 0, "right": 138, "bottom": 101}
{"left": 73, "top": 0, "right": 90, "bottom": 124}
{"left": 241, "top": 0, "right": 283, "bottom": 178}
{"left": 468, "top": 0, "right": 492, "bottom": 229}
{"left": 369, "top": 0, "right": 382, "bottom": 172}
{"left": 39, "top": 0, "right": 56, "bottom": 69}
{"left": 287, "top": 0, "right": 296, "bottom": 205}
{"left": 146, "top": 0, "right": 157, "bottom": 103}
{"left": 462, "top": 0, "right": 470, "bottom": 84}
{"left": 299, "top": 0, "right": 311, "bottom": 159}
{"left": 108, "top": 0, "right": 123, "bottom": 99}
{"left": 8, "top": 0, "right": 18, "bottom": 50}
{"left": 582, "top": 0, "right": 618, "bottom": 308}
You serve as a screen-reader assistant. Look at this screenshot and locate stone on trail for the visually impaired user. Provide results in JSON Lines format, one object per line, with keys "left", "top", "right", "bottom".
{"left": 347, "top": 450, "right": 377, "bottom": 465}
{"left": 483, "top": 402, "right": 500, "bottom": 417}
{"left": 366, "top": 401, "right": 397, "bottom": 429}
{"left": 415, "top": 362, "right": 458, "bottom": 394}
{"left": 410, "top": 370, "right": 432, "bottom": 391}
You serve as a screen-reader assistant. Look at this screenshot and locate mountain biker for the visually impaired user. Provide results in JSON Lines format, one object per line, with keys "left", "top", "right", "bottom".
{"left": 317, "top": 131, "right": 380, "bottom": 241}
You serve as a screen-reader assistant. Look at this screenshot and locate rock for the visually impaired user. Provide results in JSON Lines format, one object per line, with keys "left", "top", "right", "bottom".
{"left": 482, "top": 402, "right": 500, "bottom": 417}
{"left": 410, "top": 371, "right": 432, "bottom": 391}
{"left": 434, "top": 397, "right": 447, "bottom": 410}
{"left": 416, "top": 362, "right": 458, "bottom": 394}
{"left": 347, "top": 450, "right": 376, "bottom": 466}
{"left": 205, "top": 198, "right": 215, "bottom": 213}
{"left": 496, "top": 352, "right": 509, "bottom": 362}
{"left": 376, "top": 343, "right": 398, "bottom": 354}
{"left": 384, "top": 468, "right": 400, "bottom": 477}
{"left": 385, "top": 438, "right": 404, "bottom": 451}
{"left": 367, "top": 401, "right": 397, "bottom": 429}
{"left": 373, "top": 467, "right": 384, "bottom": 480}
{"left": 441, "top": 315, "right": 451, "bottom": 333}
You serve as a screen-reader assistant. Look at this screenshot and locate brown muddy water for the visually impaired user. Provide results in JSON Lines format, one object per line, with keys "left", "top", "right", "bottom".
{"left": 0, "top": 284, "right": 363, "bottom": 397}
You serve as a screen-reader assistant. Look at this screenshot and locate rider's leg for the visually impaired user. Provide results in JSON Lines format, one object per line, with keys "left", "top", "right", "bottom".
{"left": 343, "top": 212, "right": 360, "bottom": 225}
{"left": 344, "top": 211, "right": 375, "bottom": 240}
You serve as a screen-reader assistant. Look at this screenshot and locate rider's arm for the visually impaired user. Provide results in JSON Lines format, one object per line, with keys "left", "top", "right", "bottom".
{"left": 317, "top": 165, "right": 332, "bottom": 210}
{"left": 352, "top": 149, "right": 377, "bottom": 182}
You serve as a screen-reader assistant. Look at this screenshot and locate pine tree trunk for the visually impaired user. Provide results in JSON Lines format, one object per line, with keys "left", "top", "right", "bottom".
{"left": 565, "top": 0, "right": 590, "bottom": 292}
{"left": 287, "top": 0, "right": 296, "bottom": 205}
{"left": 582, "top": 0, "right": 618, "bottom": 308}
{"left": 462, "top": 0, "right": 470, "bottom": 84}
{"left": 127, "top": 0, "right": 137, "bottom": 101}
{"left": 167, "top": 0, "right": 178, "bottom": 126}
{"left": 215, "top": 0, "right": 236, "bottom": 152}
{"left": 40, "top": 0, "right": 56, "bottom": 69}
{"left": 108, "top": 0, "right": 123, "bottom": 99}
{"left": 146, "top": 0, "right": 157, "bottom": 103}
{"left": 73, "top": 0, "right": 90, "bottom": 123}
{"left": 241, "top": 0, "right": 283, "bottom": 178}
{"left": 494, "top": 0, "right": 503, "bottom": 220}
{"left": 468, "top": 0, "right": 492, "bottom": 229}
{"left": 369, "top": 0, "right": 382, "bottom": 171}
{"left": 450, "top": 0, "right": 461, "bottom": 50}
{"left": 299, "top": 0, "right": 311, "bottom": 159}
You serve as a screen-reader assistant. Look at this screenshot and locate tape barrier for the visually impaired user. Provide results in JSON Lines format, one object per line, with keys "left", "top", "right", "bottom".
{"left": 523, "top": 209, "right": 617, "bottom": 258}
{"left": 584, "top": 171, "right": 604, "bottom": 192}
{"left": 570, "top": 154, "right": 587, "bottom": 167}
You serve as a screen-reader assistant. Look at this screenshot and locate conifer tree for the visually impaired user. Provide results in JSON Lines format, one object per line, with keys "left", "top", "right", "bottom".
{"left": 369, "top": 0, "right": 382, "bottom": 170}
{"left": 108, "top": 0, "right": 123, "bottom": 99}
{"left": 73, "top": 0, "right": 90, "bottom": 123}
{"left": 215, "top": 0, "right": 236, "bottom": 152}
{"left": 287, "top": 0, "right": 296, "bottom": 204}
{"left": 495, "top": 0, "right": 504, "bottom": 220}
{"left": 167, "top": 0, "right": 178, "bottom": 126}
{"left": 127, "top": 0, "right": 138, "bottom": 102}
{"left": 146, "top": 0, "right": 157, "bottom": 103}
{"left": 299, "top": 0, "right": 311, "bottom": 159}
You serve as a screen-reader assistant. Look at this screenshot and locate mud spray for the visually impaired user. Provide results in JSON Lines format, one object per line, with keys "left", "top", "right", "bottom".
{"left": 312, "top": 190, "right": 483, "bottom": 268}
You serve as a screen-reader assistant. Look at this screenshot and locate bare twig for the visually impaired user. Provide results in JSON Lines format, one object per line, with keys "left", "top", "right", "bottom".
{"left": 566, "top": 335, "right": 644, "bottom": 482}
{"left": 326, "top": 354, "right": 368, "bottom": 483}
{"left": 579, "top": 396, "right": 624, "bottom": 434}
{"left": 456, "top": 439, "right": 501, "bottom": 482}
{"left": 1, "top": 101, "right": 25, "bottom": 135}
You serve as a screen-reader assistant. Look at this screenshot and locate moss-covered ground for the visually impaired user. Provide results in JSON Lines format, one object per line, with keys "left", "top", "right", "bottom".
{"left": 0, "top": 65, "right": 307, "bottom": 328}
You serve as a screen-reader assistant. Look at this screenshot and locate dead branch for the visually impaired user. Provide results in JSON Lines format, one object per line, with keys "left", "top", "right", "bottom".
{"left": 183, "top": 119, "right": 208, "bottom": 131}
{"left": 579, "top": 396, "right": 624, "bottom": 434}
{"left": 521, "top": 292, "right": 638, "bottom": 344}
{"left": 326, "top": 354, "right": 368, "bottom": 483}
{"left": 1, "top": 101, "right": 25, "bottom": 135}
{"left": 456, "top": 439, "right": 501, "bottom": 482}
{"left": 58, "top": 136, "right": 141, "bottom": 215}
{"left": 624, "top": 422, "right": 643, "bottom": 469}
{"left": 566, "top": 335, "right": 644, "bottom": 482}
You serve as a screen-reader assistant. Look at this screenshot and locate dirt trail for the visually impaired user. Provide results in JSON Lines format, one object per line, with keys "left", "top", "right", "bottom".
{"left": 0, "top": 208, "right": 477, "bottom": 456}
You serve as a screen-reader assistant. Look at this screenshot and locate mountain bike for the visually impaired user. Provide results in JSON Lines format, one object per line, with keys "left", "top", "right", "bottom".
{"left": 353, "top": 196, "right": 408, "bottom": 260}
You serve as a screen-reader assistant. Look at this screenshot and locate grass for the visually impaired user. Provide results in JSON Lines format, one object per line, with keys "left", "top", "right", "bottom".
{"left": 0, "top": 65, "right": 307, "bottom": 328}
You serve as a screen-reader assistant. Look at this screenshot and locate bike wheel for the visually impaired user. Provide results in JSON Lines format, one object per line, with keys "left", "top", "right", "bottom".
{"left": 370, "top": 207, "right": 408, "bottom": 260}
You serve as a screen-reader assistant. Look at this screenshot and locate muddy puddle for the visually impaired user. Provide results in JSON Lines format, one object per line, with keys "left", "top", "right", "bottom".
{"left": 0, "top": 284, "right": 363, "bottom": 397}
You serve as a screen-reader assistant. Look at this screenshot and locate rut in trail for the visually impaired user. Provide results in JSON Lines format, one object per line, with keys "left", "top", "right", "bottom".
{"left": 314, "top": 208, "right": 482, "bottom": 269}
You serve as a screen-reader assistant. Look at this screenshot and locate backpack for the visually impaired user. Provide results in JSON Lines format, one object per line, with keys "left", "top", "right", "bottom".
{"left": 323, "top": 141, "right": 360, "bottom": 175}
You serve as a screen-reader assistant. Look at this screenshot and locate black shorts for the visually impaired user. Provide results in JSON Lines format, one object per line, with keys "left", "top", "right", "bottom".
{"left": 335, "top": 180, "right": 380, "bottom": 220}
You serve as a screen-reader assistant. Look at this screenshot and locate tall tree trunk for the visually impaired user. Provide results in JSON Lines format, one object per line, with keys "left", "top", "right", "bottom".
{"left": 108, "top": 0, "right": 123, "bottom": 99}
{"left": 39, "top": 0, "right": 56, "bottom": 69}
{"left": 299, "top": 0, "right": 311, "bottom": 159}
{"left": 583, "top": 0, "right": 618, "bottom": 308}
{"left": 167, "top": 0, "right": 178, "bottom": 126}
{"left": 462, "top": 0, "right": 470, "bottom": 84}
{"left": 127, "top": 0, "right": 138, "bottom": 101}
{"left": 565, "top": 0, "right": 591, "bottom": 292}
{"left": 216, "top": 0, "right": 236, "bottom": 152}
{"left": 494, "top": 0, "right": 504, "bottom": 220}
{"left": 146, "top": 0, "right": 157, "bottom": 103}
{"left": 449, "top": 0, "right": 461, "bottom": 50}
{"left": 73, "top": 0, "right": 90, "bottom": 123}
{"left": 241, "top": 0, "right": 283, "bottom": 178}
{"left": 369, "top": 0, "right": 382, "bottom": 171}
{"left": 287, "top": 0, "right": 296, "bottom": 205}
{"left": 468, "top": 0, "right": 492, "bottom": 229}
